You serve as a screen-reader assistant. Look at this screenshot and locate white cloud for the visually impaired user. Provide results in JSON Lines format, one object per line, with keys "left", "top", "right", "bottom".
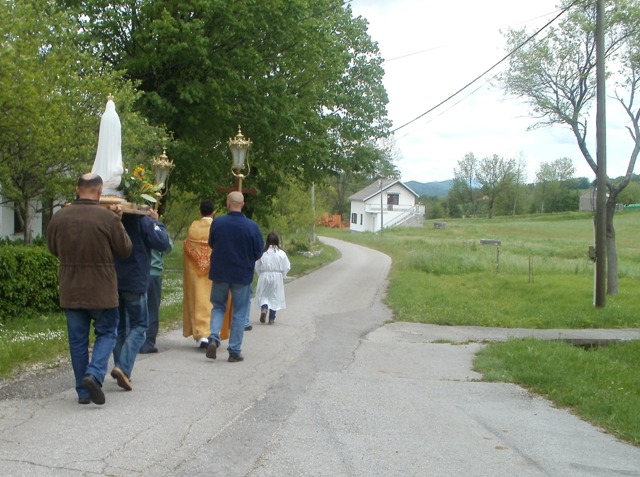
{"left": 350, "top": 0, "right": 635, "bottom": 183}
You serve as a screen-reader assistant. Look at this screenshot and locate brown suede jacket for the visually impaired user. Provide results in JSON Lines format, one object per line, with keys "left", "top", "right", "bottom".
{"left": 47, "top": 199, "right": 132, "bottom": 309}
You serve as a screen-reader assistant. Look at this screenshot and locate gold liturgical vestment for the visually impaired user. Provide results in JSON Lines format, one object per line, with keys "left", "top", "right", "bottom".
{"left": 182, "top": 217, "right": 231, "bottom": 341}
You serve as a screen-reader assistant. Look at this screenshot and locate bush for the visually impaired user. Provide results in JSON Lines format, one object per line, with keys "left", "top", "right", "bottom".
{"left": 287, "top": 237, "right": 310, "bottom": 253}
{"left": 0, "top": 245, "right": 60, "bottom": 319}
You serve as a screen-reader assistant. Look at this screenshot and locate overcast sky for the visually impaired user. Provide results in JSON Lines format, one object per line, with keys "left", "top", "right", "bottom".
{"left": 349, "top": 0, "right": 633, "bottom": 184}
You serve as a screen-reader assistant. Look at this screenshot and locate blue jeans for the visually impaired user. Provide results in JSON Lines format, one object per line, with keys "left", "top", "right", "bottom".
{"left": 209, "top": 282, "right": 250, "bottom": 355}
{"left": 113, "top": 291, "right": 148, "bottom": 378}
{"left": 245, "top": 288, "right": 253, "bottom": 328}
{"left": 141, "top": 275, "right": 162, "bottom": 351}
{"left": 65, "top": 308, "right": 118, "bottom": 399}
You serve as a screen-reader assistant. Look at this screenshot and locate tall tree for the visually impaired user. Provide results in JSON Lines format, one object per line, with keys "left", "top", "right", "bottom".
{"left": 0, "top": 1, "right": 111, "bottom": 241}
{"left": 500, "top": 0, "right": 640, "bottom": 294}
{"left": 497, "top": 154, "right": 529, "bottom": 216}
{"left": 60, "top": 0, "right": 392, "bottom": 211}
{"left": 0, "top": 0, "right": 169, "bottom": 242}
{"left": 451, "top": 152, "right": 478, "bottom": 217}
{"left": 617, "top": 179, "right": 640, "bottom": 204}
{"left": 535, "top": 157, "right": 576, "bottom": 213}
{"left": 475, "top": 154, "right": 517, "bottom": 218}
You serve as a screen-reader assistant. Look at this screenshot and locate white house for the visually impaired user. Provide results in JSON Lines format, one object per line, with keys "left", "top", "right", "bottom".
{"left": 0, "top": 195, "right": 45, "bottom": 241}
{"left": 348, "top": 179, "right": 424, "bottom": 233}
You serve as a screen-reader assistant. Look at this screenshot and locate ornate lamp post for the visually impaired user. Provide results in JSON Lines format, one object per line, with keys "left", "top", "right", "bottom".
{"left": 228, "top": 126, "right": 252, "bottom": 192}
{"left": 151, "top": 148, "right": 175, "bottom": 209}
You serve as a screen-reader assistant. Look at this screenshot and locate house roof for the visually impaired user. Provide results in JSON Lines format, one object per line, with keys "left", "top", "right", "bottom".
{"left": 349, "top": 179, "right": 419, "bottom": 202}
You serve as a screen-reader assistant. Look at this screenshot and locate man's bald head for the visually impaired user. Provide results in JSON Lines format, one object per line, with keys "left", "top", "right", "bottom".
{"left": 227, "top": 191, "right": 244, "bottom": 211}
{"left": 76, "top": 173, "right": 103, "bottom": 199}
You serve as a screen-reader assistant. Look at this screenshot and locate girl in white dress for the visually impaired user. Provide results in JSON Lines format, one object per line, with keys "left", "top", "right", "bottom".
{"left": 255, "top": 232, "right": 291, "bottom": 324}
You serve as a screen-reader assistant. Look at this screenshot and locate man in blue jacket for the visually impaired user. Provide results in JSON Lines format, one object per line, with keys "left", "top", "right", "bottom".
{"left": 206, "top": 191, "right": 264, "bottom": 362}
{"left": 111, "top": 208, "right": 171, "bottom": 390}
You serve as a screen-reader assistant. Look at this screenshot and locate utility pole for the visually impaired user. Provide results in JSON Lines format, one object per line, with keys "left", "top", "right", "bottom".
{"left": 594, "top": 0, "right": 607, "bottom": 307}
{"left": 378, "top": 179, "right": 384, "bottom": 234}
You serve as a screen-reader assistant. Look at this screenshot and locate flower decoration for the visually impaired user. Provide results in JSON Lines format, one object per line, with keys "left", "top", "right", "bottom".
{"left": 119, "top": 166, "right": 165, "bottom": 205}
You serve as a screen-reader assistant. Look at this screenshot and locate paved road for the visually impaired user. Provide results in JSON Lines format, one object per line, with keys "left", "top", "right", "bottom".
{"left": 1, "top": 236, "right": 639, "bottom": 476}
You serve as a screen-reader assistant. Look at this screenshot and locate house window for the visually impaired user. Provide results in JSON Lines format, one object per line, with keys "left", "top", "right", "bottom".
{"left": 351, "top": 212, "right": 357, "bottom": 224}
{"left": 387, "top": 193, "right": 399, "bottom": 210}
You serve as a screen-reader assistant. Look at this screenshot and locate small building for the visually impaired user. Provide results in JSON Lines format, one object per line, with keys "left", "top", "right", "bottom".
{"left": 579, "top": 188, "right": 596, "bottom": 212}
{"left": 348, "top": 179, "right": 424, "bottom": 233}
{"left": 579, "top": 188, "right": 623, "bottom": 212}
{"left": 0, "top": 196, "right": 44, "bottom": 241}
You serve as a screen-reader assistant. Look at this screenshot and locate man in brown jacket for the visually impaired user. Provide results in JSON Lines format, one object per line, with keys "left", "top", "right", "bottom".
{"left": 47, "top": 173, "right": 132, "bottom": 405}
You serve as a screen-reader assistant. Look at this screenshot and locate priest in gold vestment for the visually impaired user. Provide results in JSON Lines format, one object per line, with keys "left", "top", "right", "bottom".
{"left": 183, "top": 200, "right": 230, "bottom": 347}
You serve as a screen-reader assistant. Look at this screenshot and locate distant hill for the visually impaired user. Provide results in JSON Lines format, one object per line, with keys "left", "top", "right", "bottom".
{"left": 405, "top": 180, "right": 454, "bottom": 197}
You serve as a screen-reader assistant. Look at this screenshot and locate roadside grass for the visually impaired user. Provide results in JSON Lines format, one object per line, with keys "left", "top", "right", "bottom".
{"left": 0, "top": 314, "right": 69, "bottom": 379}
{"left": 474, "top": 338, "right": 640, "bottom": 446}
{"left": 321, "top": 211, "right": 640, "bottom": 446}
{"left": 0, "top": 239, "right": 337, "bottom": 380}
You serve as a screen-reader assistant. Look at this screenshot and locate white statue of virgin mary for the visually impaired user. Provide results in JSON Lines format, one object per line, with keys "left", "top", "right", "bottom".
{"left": 91, "top": 97, "right": 124, "bottom": 195}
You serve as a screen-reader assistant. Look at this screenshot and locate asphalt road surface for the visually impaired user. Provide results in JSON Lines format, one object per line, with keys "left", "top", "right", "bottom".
{"left": 1, "top": 236, "right": 639, "bottom": 476}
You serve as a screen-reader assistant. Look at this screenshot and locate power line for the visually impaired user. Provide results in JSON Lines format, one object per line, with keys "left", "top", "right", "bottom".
{"left": 385, "top": 45, "right": 445, "bottom": 63}
{"left": 383, "top": 8, "right": 561, "bottom": 64}
{"left": 390, "top": 0, "right": 583, "bottom": 134}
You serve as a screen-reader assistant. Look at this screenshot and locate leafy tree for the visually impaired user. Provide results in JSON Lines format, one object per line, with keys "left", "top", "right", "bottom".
{"left": 60, "top": 0, "right": 392, "bottom": 210}
{"left": 266, "top": 178, "right": 327, "bottom": 247}
{"left": 570, "top": 176, "right": 593, "bottom": 190}
{"left": 422, "top": 196, "right": 446, "bottom": 219}
{"left": 0, "top": 1, "right": 116, "bottom": 241}
{"left": 617, "top": 180, "right": 640, "bottom": 204}
{"left": 156, "top": 187, "right": 202, "bottom": 241}
{"left": 0, "top": 0, "right": 168, "bottom": 243}
{"left": 500, "top": 0, "right": 640, "bottom": 294}
{"left": 475, "top": 154, "right": 518, "bottom": 218}
{"left": 496, "top": 155, "right": 529, "bottom": 216}
{"left": 451, "top": 152, "right": 478, "bottom": 217}
{"left": 535, "top": 157, "right": 576, "bottom": 213}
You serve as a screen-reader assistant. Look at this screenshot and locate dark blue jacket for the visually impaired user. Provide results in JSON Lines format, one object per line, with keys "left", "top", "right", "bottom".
{"left": 208, "top": 211, "right": 264, "bottom": 285}
{"left": 115, "top": 214, "right": 171, "bottom": 294}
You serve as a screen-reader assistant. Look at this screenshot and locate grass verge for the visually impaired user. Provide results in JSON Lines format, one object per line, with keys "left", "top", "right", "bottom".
{"left": 474, "top": 338, "right": 640, "bottom": 446}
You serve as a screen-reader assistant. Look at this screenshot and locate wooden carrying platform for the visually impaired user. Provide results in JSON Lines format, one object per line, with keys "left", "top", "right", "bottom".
{"left": 99, "top": 197, "right": 151, "bottom": 215}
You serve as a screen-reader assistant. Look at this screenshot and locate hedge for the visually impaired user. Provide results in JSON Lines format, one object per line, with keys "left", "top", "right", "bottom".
{"left": 0, "top": 245, "right": 60, "bottom": 319}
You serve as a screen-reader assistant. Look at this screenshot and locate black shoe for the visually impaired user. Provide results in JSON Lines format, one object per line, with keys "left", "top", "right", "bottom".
{"left": 244, "top": 325, "right": 253, "bottom": 331}
{"left": 228, "top": 353, "right": 244, "bottom": 362}
{"left": 81, "top": 374, "right": 105, "bottom": 405}
{"left": 139, "top": 347, "right": 158, "bottom": 354}
{"left": 259, "top": 310, "right": 267, "bottom": 323}
{"left": 78, "top": 397, "right": 91, "bottom": 405}
{"left": 206, "top": 339, "right": 218, "bottom": 359}
{"left": 199, "top": 340, "right": 209, "bottom": 350}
